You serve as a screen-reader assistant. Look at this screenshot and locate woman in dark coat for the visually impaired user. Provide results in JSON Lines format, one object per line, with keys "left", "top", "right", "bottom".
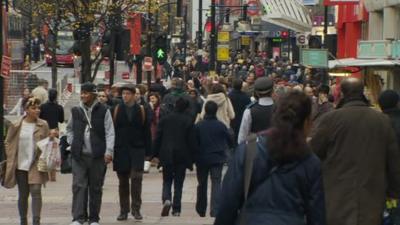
{"left": 214, "top": 91, "right": 325, "bottom": 225}
{"left": 153, "top": 97, "right": 196, "bottom": 217}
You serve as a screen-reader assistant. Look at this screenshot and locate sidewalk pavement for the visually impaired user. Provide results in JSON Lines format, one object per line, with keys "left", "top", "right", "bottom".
{"left": 0, "top": 166, "right": 215, "bottom": 225}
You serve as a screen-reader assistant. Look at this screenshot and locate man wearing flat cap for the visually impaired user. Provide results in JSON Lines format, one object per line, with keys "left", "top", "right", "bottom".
{"left": 237, "top": 77, "right": 274, "bottom": 144}
{"left": 112, "top": 83, "right": 151, "bottom": 221}
{"left": 66, "top": 82, "right": 115, "bottom": 225}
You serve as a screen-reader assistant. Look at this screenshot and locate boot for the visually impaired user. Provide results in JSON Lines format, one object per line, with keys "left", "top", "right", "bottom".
{"left": 132, "top": 209, "right": 143, "bottom": 220}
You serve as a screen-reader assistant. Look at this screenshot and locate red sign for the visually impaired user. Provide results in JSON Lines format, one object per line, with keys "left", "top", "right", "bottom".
{"left": 324, "top": 0, "right": 359, "bottom": 6}
{"left": 122, "top": 72, "right": 130, "bottom": 80}
{"left": 128, "top": 13, "right": 142, "bottom": 55}
{"left": 143, "top": 57, "right": 153, "bottom": 72}
{"left": 247, "top": 0, "right": 260, "bottom": 16}
{"left": 1, "top": 56, "right": 11, "bottom": 78}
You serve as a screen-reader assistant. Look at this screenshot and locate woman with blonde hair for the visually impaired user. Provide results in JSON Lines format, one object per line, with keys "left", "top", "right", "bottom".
{"left": 3, "top": 97, "right": 52, "bottom": 225}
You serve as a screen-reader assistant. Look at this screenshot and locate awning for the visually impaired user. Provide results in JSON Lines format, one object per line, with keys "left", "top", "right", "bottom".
{"left": 260, "top": 0, "right": 312, "bottom": 32}
{"left": 329, "top": 58, "right": 400, "bottom": 69}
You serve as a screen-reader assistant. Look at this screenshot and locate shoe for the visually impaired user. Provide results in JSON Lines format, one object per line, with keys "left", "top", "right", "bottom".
{"left": 161, "top": 200, "right": 171, "bottom": 217}
{"left": 172, "top": 212, "right": 180, "bottom": 217}
{"left": 89, "top": 223, "right": 100, "bottom": 225}
{"left": 117, "top": 213, "right": 128, "bottom": 221}
{"left": 69, "top": 221, "right": 83, "bottom": 225}
{"left": 132, "top": 210, "right": 143, "bottom": 220}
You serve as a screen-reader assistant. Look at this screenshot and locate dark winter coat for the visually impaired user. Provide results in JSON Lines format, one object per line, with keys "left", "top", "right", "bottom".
{"left": 195, "top": 115, "right": 234, "bottom": 166}
{"left": 153, "top": 111, "right": 195, "bottom": 169}
{"left": 383, "top": 108, "right": 400, "bottom": 148}
{"left": 214, "top": 136, "right": 325, "bottom": 225}
{"left": 40, "top": 101, "right": 64, "bottom": 129}
{"left": 113, "top": 103, "right": 152, "bottom": 172}
{"left": 310, "top": 100, "right": 400, "bottom": 225}
{"left": 228, "top": 89, "right": 251, "bottom": 141}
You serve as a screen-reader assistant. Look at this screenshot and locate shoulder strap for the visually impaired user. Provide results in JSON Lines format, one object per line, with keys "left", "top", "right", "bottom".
{"left": 243, "top": 134, "right": 258, "bottom": 201}
{"left": 113, "top": 104, "right": 120, "bottom": 124}
{"left": 140, "top": 105, "right": 145, "bottom": 125}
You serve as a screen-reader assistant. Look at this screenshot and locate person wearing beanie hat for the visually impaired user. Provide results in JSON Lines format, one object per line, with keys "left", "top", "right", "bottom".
{"left": 66, "top": 82, "right": 115, "bottom": 225}
{"left": 237, "top": 77, "right": 274, "bottom": 144}
{"left": 379, "top": 90, "right": 400, "bottom": 148}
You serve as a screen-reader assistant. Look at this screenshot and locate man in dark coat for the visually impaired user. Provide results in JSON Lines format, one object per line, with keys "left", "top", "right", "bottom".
{"left": 153, "top": 97, "right": 196, "bottom": 217}
{"left": 195, "top": 101, "right": 234, "bottom": 218}
{"left": 40, "top": 89, "right": 64, "bottom": 129}
{"left": 310, "top": 78, "right": 400, "bottom": 225}
{"left": 228, "top": 79, "right": 251, "bottom": 144}
{"left": 379, "top": 90, "right": 400, "bottom": 147}
{"left": 112, "top": 84, "right": 152, "bottom": 221}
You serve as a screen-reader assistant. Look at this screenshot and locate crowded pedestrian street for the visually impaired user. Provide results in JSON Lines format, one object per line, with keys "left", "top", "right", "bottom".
{"left": 0, "top": 166, "right": 215, "bottom": 225}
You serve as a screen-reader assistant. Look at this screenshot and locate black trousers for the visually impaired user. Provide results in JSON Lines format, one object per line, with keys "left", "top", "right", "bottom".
{"left": 196, "top": 164, "right": 223, "bottom": 217}
{"left": 162, "top": 164, "right": 187, "bottom": 213}
{"left": 117, "top": 169, "right": 143, "bottom": 214}
{"left": 71, "top": 156, "right": 106, "bottom": 224}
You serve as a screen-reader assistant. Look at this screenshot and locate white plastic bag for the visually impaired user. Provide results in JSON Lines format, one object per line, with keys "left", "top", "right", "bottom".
{"left": 144, "top": 161, "right": 151, "bottom": 173}
{"left": 37, "top": 137, "right": 61, "bottom": 172}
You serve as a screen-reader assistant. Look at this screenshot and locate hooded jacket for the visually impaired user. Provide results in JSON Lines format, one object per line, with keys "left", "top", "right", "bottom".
{"left": 199, "top": 92, "right": 235, "bottom": 128}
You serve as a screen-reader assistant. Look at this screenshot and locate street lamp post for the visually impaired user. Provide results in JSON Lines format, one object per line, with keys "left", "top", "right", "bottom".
{"left": 209, "top": 0, "right": 217, "bottom": 72}
{"left": 146, "top": 0, "right": 152, "bottom": 89}
{"left": 0, "top": 0, "right": 5, "bottom": 161}
{"left": 197, "top": 0, "right": 203, "bottom": 50}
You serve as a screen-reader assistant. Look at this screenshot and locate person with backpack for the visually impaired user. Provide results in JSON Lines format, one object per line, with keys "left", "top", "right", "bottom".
{"left": 214, "top": 91, "right": 325, "bottom": 225}
{"left": 153, "top": 97, "right": 196, "bottom": 217}
{"left": 112, "top": 84, "right": 152, "bottom": 221}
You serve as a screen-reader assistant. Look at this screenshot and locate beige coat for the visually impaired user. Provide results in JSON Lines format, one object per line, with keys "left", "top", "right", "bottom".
{"left": 3, "top": 117, "right": 49, "bottom": 188}
{"left": 199, "top": 93, "right": 235, "bottom": 128}
{"left": 310, "top": 101, "right": 400, "bottom": 225}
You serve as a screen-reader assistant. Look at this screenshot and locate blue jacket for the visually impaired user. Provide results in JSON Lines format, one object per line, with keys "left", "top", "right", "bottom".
{"left": 195, "top": 115, "right": 234, "bottom": 166}
{"left": 214, "top": 136, "right": 325, "bottom": 225}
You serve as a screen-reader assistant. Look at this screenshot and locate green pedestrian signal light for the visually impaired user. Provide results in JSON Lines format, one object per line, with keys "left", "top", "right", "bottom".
{"left": 157, "top": 49, "right": 165, "bottom": 59}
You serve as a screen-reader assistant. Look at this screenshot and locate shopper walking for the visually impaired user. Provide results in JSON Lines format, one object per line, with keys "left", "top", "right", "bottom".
{"left": 3, "top": 97, "right": 51, "bottom": 225}
{"left": 195, "top": 101, "right": 234, "bottom": 218}
{"left": 215, "top": 91, "right": 325, "bottom": 225}
{"left": 311, "top": 78, "right": 400, "bottom": 225}
{"left": 66, "top": 82, "right": 115, "bottom": 225}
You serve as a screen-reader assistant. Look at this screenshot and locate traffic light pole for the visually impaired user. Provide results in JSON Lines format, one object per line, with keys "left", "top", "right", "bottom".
{"left": 209, "top": 0, "right": 217, "bottom": 72}
{"left": 146, "top": 0, "right": 152, "bottom": 89}
{"left": 183, "top": 4, "right": 187, "bottom": 63}
{"left": 197, "top": 0, "right": 203, "bottom": 50}
{"left": 0, "top": 0, "right": 4, "bottom": 162}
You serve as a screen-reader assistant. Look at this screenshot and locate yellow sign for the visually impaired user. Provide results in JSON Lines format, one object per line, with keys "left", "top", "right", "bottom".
{"left": 241, "top": 36, "right": 250, "bottom": 46}
{"left": 217, "top": 45, "right": 230, "bottom": 61}
{"left": 218, "top": 32, "right": 230, "bottom": 42}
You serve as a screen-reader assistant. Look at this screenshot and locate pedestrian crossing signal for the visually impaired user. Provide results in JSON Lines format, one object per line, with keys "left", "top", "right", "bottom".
{"left": 155, "top": 35, "right": 167, "bottom": 65}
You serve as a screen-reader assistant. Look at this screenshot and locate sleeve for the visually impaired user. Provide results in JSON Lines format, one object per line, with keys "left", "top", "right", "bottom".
{"left": 227, "top": 98, "right": 235, "bottom": 120}
{"left": 58, "top": 105, "right": 65, "bottom": 123}
{"left": 386, "top": 122, "right": 400, "bottom": 198}
{"left": 309, "top": 114, "right": 331, "bottom": 160}
{"left": 305, "top": 159, "right": 326, "bottom": 225}
{"left": 104, "top": 110, "right": 115, "bottom": 157}
{"left": 144, "top": 106, "right": 153, "bottom": 158}
{"left": 237, "top": 109, "right": 252, "bottom": 144}
{"left": 66, "top": 110, "right": 74, "bottom": 145}
{"left": 214, "top": 145, "right": 246, "bottom": 225}
{"left": 153, "top": 118, "right": 164, "bottom": 158}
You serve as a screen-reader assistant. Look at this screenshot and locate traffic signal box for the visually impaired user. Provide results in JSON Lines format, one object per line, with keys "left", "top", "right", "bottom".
{"left": 154, "top": 35, "right": 167, "bottom": 65}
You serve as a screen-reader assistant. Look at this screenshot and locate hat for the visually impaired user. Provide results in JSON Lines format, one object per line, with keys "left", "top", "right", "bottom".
{"left": 254, "top": 77, "right": 274, "bottom": 94}
{"left": 379, "top": 90, "right": 399, "bottom": 111}
{"left": 119, "top": 83, "right": 136, "bottom": 93}
{"left": 81, "top": 82, "right": 98, "bottom": 94}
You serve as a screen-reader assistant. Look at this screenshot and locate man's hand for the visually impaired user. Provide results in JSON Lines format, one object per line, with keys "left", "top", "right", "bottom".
{"left": 104, "top": 154, "right": 113, "bottom": 164}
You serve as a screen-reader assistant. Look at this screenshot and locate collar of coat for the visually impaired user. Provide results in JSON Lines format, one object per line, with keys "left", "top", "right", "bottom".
{"left": 13, "top": 116, "right": 47, "bottom": 133}
{"left": 341, "top": 100, "right": 369, "bottom": 108}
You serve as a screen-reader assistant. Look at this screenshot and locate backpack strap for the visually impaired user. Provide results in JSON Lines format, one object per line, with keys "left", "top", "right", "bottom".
{"left": 113, "top": 104, "right": 119, "bottom": 124}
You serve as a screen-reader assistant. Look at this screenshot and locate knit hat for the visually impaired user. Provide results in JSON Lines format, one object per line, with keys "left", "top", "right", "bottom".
{"left": 81, "top": 82, "right": 98, "bottom": 94}
{"left": 379, "top": 90, "right": 399, "bottom": 111}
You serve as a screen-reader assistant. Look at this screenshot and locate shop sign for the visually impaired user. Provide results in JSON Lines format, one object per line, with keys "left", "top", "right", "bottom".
{"left": 358, "top": 40, "right": 392, "bottom": 59}
{"left": 241, "top": 36, "right": 251, "bottom": 46}
{"left": 218, "top": 32, "right": 230, "bottom": 43}
{"left": 300, "top": 49, "right": 328, "bottom": 68}
{"left": 217, "top": 45, "right": 230, "bottom": 61}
